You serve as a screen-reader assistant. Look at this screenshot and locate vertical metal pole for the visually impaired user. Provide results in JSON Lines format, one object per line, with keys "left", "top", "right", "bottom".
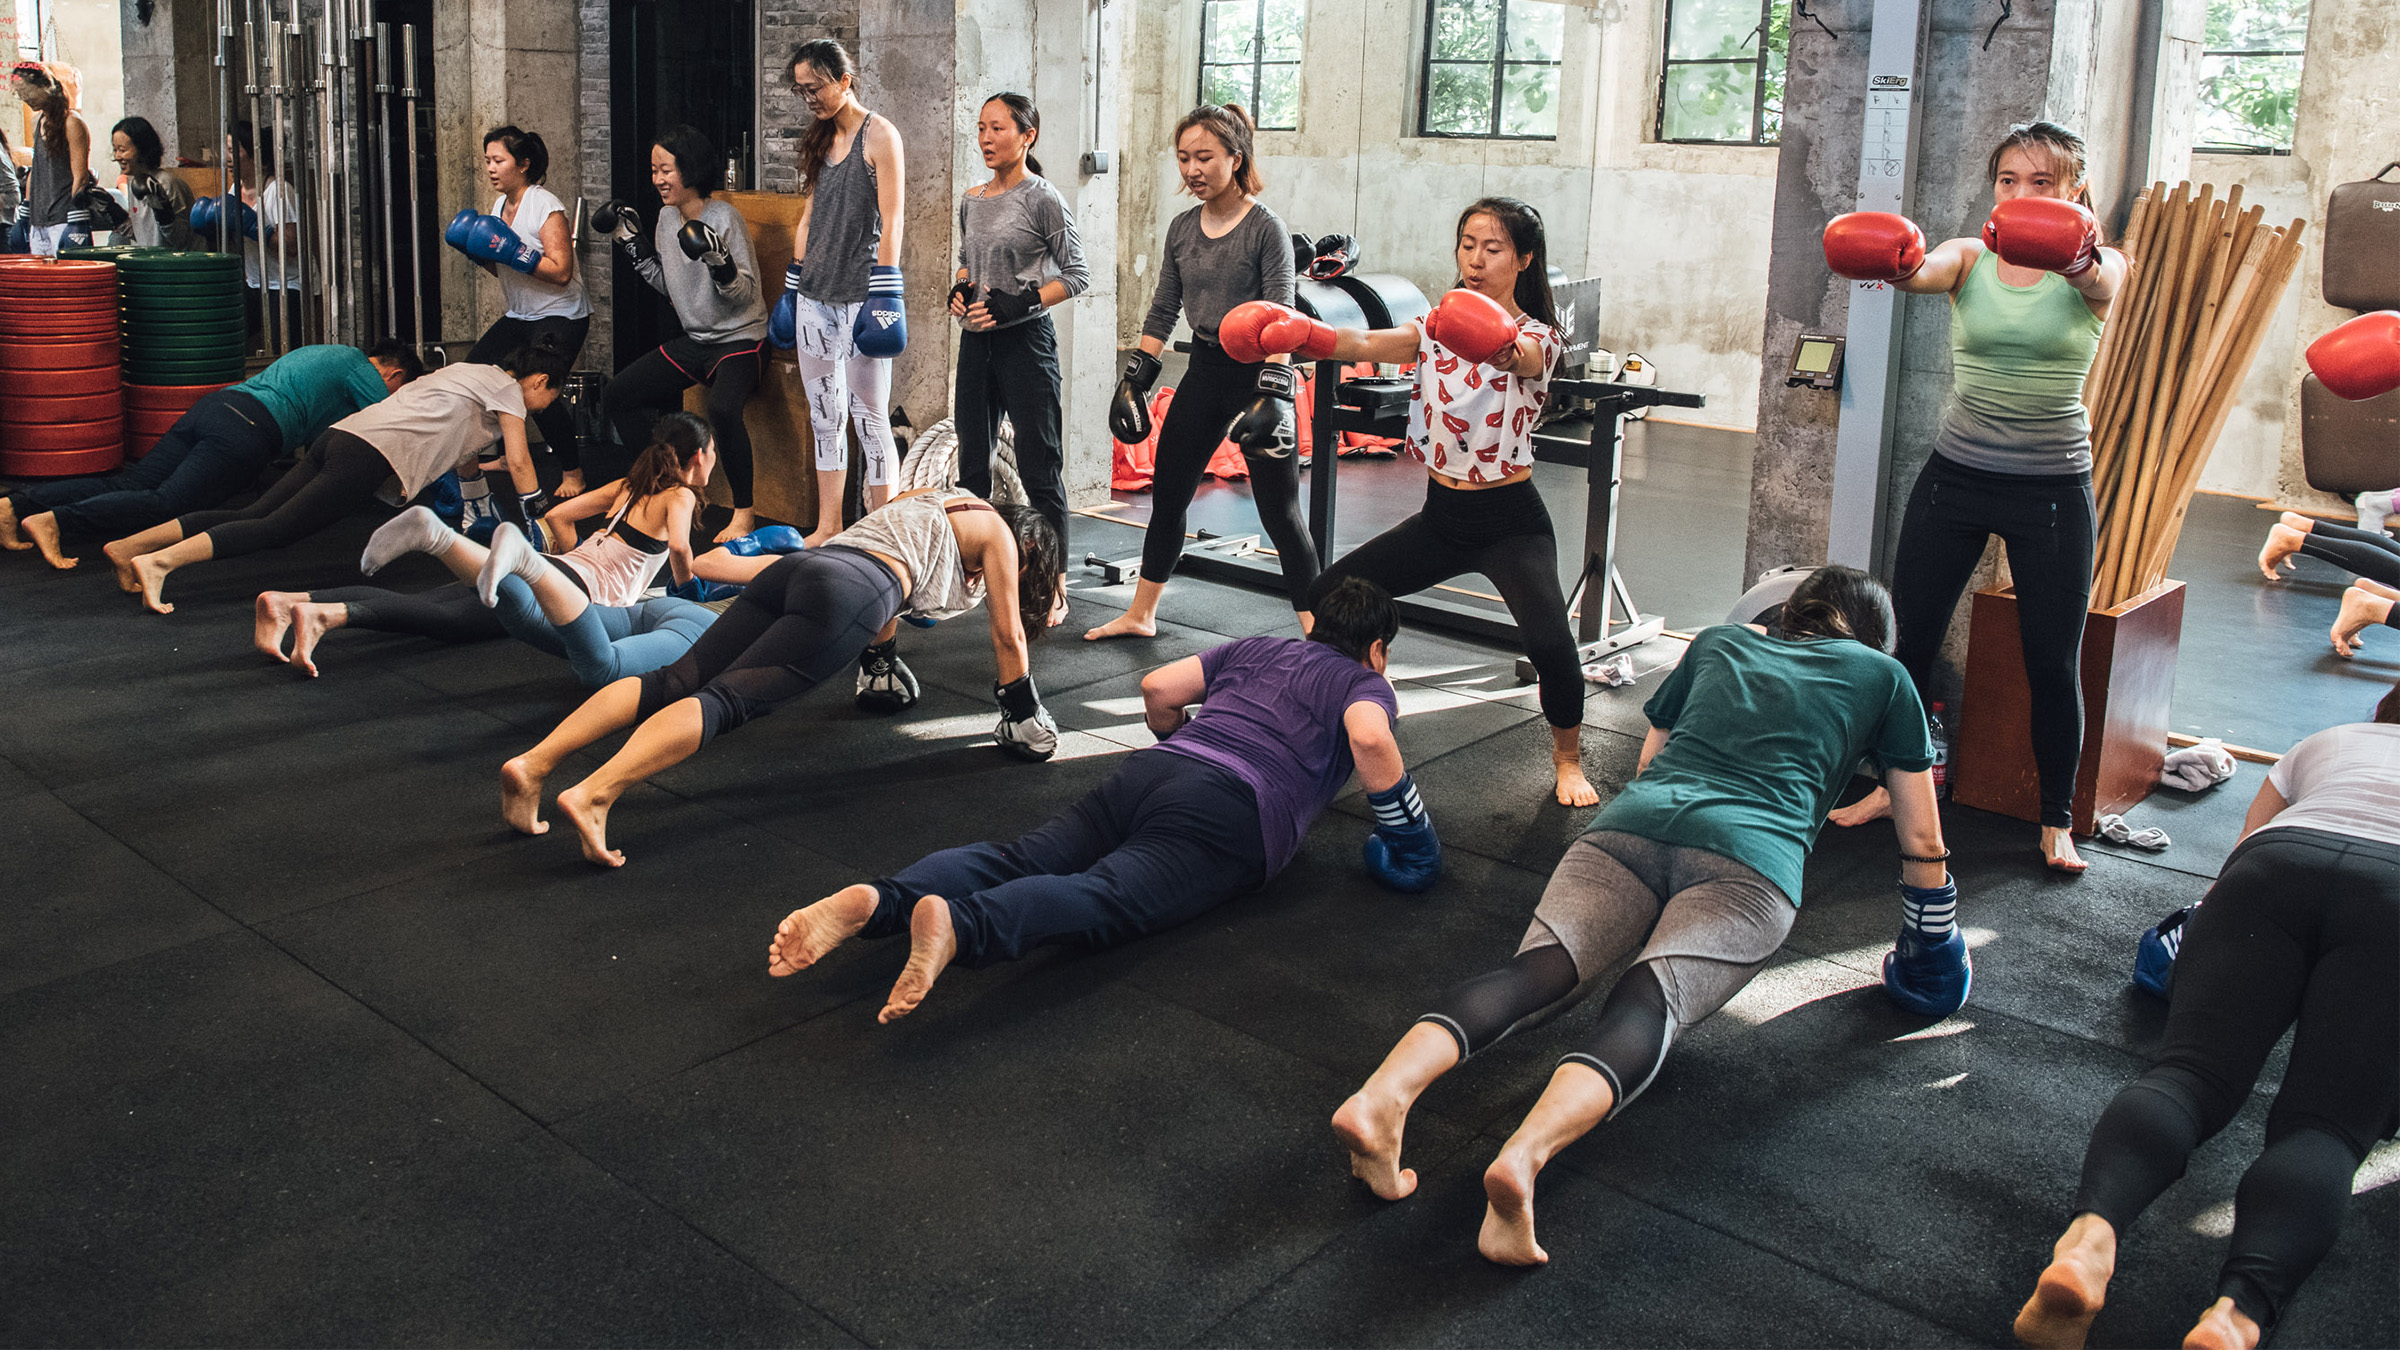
{"left": 285, "top": 13, "right": 315, "bottom": 344}
{"left": 334, "top": 0, "right": 357, "bottom": 344}
{"left": 315, "top": 3, "right": 342, "bottom": 343}
{"left": 401, "top": 23, "right": 427, "bottom": 352}
{"left": 216, "top": 0, "right": 234, "bottom": 251}
{"left": 243, "top": 4, "right": 270, "bottom": 351}
{"left": 1307, "top": 358, "right": 1337, "bottom": 561}
{"left": 265, "top": 2, "right": 292, "bottom": 355}
{"left": 376, "top": 20, "right": 398, "bottom": 340}
{"left": 1826, "top": 0, "right": 1930, "bottom": 572}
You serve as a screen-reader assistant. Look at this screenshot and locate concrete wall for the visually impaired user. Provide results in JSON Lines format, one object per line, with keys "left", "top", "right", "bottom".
{"left": 437, "top": 0, "right": 582, "bottom": 343}
{"left": 118, "top": 0, "right": 217, "bottom": 164}
{"left": 27, "top": 0, "right": 121, "bottom": 187}
{"left": 2191, "top": 150, "right": 2308, "bottom": 499}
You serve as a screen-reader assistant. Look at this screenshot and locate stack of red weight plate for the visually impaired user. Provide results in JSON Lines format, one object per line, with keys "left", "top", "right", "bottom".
{"left": 0, "top": 258, "right": 124, "bottom": 476}
{"left": 123, "top": 381, "right": 235, "bottom": 460}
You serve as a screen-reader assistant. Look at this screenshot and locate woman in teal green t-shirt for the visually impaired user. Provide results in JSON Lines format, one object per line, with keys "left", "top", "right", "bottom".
{"left": 1330, "top": 566, "right": 1960, "bottom": 1267}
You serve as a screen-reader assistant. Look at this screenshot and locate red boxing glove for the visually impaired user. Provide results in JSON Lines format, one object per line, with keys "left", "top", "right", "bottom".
{"left": 1422, "top": 289, "right": 1521, "bottom": 366}
{"left": 1218, "top": 300, "right": 1336, "bottom": 364}
{"left": 2307, "top": 311, "right": 2400, "bottom": 402}
{"left": 1984, "top": 197, "right": 2100, "bottom": 277}
{"left": 1822, "top": 212, "right": 1927, "bottom": 282}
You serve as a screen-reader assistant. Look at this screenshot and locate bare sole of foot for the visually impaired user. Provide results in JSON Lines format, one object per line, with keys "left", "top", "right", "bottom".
{"left": 1047, "top": 593, "right": 1072, "bottom": 628}
{"left": 556, "top": 784, "right": 623, "bottom": 867}
{"left": 715, "top": 511, "right": 759, "bottom": 544}
{"left": 1477, "top": 1153, "right": 1549, "bottom": 1266}
{"left": 1829, "top": 785, "right": 1894, "bottom": 827}
{"left": 2257, "top": 522, "right": 2307, "bottom": 581}
{"left": 2181, "top": 1297, "right": 2260, "bottom": 1350}
{"left": 1331, "top": 1092, "right": 1418, "bottom": 1200}
{"left": 0, "top": 502, "right": 24, "bottom": 550}
{"left": 878, "top": 895, "right": 958, "bottom": 1023}
{"left": 500, "top": 757, "right": 551, "bottom": 836}
{"left": 768, "top": 884, "right": 876, "bottom": 977}
{"left": 2013, "top": 1265, "right": 2104, "bottom": 1348}
{"left": 24, "top": 514, "right": 75, "bottom": 569}
{"left": 132, "top": 554, "right": 175, "bottom": 614}
{"left": 288, "top": 604, "right": 338, "bottom": 677}
{"left": 2332, "top": 587, "right": 2389, "bottom": 658}
{"left": 255, "top": 592, "right": 299, "bottom": 663}
{"left": 1082, "top": 613, "right": 1158, "bottom": 642}
{"left": 2044, "top": 827, "right": 2089, "bottom": 875}
{"left": 1554, "top": 766, "right": 1598, "bottom": 809}
{"left": 106, "top": 541, "right": 143, "bottom": 594}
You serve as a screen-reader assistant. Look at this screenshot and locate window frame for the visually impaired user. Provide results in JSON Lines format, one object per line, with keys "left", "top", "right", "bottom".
{"left": 1198, "top": 0, "right": 1305, "bottom": 132}
{"left": 1653, "top": 0, "right": 1781, "bottom": 148}
{"left": 1414, "top": 0, "right": 1566, "bottom": 142}
{"left": 2191, "top": 45, "right": 2305, "bottom": 156}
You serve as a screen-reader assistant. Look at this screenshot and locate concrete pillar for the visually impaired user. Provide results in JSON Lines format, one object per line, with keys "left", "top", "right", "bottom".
{"left": 120, "top": 0, "right": 220, "bottom": 162}
{"left": 435, "top": 0, "right": 579, "bottom": 344}
{"left": 853, "top": 0, "right": 958, "bottom": 434}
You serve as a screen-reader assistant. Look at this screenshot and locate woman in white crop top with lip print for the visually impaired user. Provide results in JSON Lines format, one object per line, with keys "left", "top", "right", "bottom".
{"left": 1223, "top": 196, "right": 1593, "bottom": 808}
{"left": 457, "top": 126, "right": 594, "bottom": 499}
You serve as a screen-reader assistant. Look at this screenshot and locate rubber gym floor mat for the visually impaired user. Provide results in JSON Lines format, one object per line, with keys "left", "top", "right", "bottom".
{"left": 895, "top": 597, "right": 1232, "bottom": 705}
{"left": 555, "top": 974, "right": 1484, "bottom": 1347}
{"left": 2079, "top": 757, "right": 2259, "bottom": 880}
{"left": 262, "top": 802, "right": 869, "bottom": 1123}
{"left": 0, "top": 789, "right": 238, "bottom": 998}
{"left": 1345, "top": 716, "right": 1646, "bottom": 872}
{"left": 0, "top": 928, "right": 850, "bottom": 1348}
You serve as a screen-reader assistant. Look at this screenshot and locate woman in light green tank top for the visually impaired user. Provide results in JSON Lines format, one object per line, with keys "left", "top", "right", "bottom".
{"left": 1826, "top": 121, "right": 2127, "bottom": 875}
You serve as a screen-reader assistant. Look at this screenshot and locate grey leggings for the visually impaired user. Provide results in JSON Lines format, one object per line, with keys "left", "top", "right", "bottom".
{"left": 1418, "top": 831, "right": 1793, "bottom": 1117}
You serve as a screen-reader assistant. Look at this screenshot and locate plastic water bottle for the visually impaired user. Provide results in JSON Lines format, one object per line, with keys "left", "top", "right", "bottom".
{"left": 1928, "top": 701, "right": 1951, "bottom": 799}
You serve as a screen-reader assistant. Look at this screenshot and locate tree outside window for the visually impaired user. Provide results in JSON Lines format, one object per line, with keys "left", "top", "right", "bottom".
{"left": 1419, "top": 0, "right": 1566, "bottom": 141}
{"left": 2194, "top": 0, "right": 2306, "bottom": 154}
{"left": 1200, "top": 0, "right": 1306, "bottom": 131}
{"left": 1656, "top": 0, "right": 1787, "bottom": 146}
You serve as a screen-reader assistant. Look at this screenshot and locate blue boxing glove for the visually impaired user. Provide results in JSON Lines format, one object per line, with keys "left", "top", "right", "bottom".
{"left": 234, "top": 200, "right": 260, "bottom": 240}
{"left": 669, "top": 577, "right": 745, "bottom": 603}
{"left": 723, "top": 524, "right": 808, "bottom": 557}
{"left": 769, "top": 261, "right": 802, "bottom": 350}
{"left": 1362, "top": 773, "right": 1442, "bottom": 893}
{"left": 1882, "top": 880, "right": 1971, "bottom": 1018}
{"left": 854, "top": 264, "right": 907, "bottom": 358}
{"left": 461, "top": 213, "right": 544, "bottom": 274}
{"left": 189, "top": 195, "right": 220, "bottom": 244}
{"left": 443, "top": 207, "right": 481, "bottom": 254}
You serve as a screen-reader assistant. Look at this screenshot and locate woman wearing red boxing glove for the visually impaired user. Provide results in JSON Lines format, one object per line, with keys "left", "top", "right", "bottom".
{"left": 1825, "top": 121, "right": 2128, "bottom": 873}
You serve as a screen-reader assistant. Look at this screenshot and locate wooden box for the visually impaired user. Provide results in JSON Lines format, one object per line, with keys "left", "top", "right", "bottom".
{"left": 1951, "top": 579, "right": 2187, "bottom": 836}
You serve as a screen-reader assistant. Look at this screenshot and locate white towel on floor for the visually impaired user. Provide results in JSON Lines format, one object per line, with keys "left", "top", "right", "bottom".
{"left": 2159, "top": 738, "right": 2236, "bottom": 793}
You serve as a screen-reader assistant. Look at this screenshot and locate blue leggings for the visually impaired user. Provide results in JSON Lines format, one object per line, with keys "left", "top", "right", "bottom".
{"left": 488, "top": 575, "right": 715, "bottom": 689}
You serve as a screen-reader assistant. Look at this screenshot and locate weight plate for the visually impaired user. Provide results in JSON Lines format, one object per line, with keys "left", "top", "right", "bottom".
{"left": 0, "top": 340, "right": 121, "bottom": 371}
{"left": 0, "top": 364, "right": 120, "bottom": 396}
{"left": 122, "top": 367, "right": 247, "bottom": 385}
{"left": 4, "top": 314, "right": 121, "bottom": 338}
{"left": 119, "top": 282, "right": 245, "bottom": 303}
{"left": 125, "top": 332, "right": 251, "bottom": 356}
{"left": 111, "top": 250, "right": 241, "bottom": 271}
{"left": 121, "top": 304, "right": 249, "bottom": 325}
{"left": 0, "top": 444, "right": 125, "bottom": 476}
{"left": 0, "top": 293, "right": 118, "bottom": 314}
{"left": 124, "top": 381, "right": 233, "bottom": 410}
{"left": 0, "top": 417, "right": 126, "bottom": 450}
{"left": 10, "top": 391, "right": 124, "bottom": 423}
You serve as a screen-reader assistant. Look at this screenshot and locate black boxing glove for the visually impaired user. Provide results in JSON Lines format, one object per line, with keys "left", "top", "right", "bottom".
{"left": 1228, "top": 363, "right": 1298, "bottom": 459}
{"left": 1109, "top": 350, "right": 1163, "bottom": 445}
{"left": 676, "top": 219, "right": 737, "bottom": 288}
{"left": 1309, "top": 233, "right": 1362, "bottom": 280}
{"left": 75, "top": 184, "right": 129, "bottom": 232}
{"left": 981, "top": 285, "right": 1041, "bottom": 326}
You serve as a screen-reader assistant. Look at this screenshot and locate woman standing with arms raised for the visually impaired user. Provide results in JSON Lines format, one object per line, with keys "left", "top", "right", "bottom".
{"left": 1083, "top": 103, "right": 1317, "bottom": 641}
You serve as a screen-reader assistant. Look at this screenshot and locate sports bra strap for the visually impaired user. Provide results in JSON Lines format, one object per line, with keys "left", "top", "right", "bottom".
{"left": 944, "top": 500, "right": 998, "bottom": 516}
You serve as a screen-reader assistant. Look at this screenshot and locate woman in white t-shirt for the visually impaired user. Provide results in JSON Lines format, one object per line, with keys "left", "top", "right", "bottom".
{"left": 2018, "top": 683, "right": 2400, "bottom": 1350}
{"left": 108, "top": 340, "right": 571, "bottom": 615}
{"left": 1215, "top": 196, "right": 1594, "bottom": 808}
{"left": 459, "top": 126, "right": 594, "bottom": 497}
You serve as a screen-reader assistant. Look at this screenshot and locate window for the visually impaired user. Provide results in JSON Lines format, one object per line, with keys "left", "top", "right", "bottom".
{"left": 1656, "top": 0, "right": 1787, "bottom": 146}
{"left": 1418, "top": 0, "right": 1565, "bottom": 141}
{"left": 1200, "top": 0, "right": 1306, "bottom": 131}
{"left": 2195, "top": 0, "right": 2306, "bottom": 154}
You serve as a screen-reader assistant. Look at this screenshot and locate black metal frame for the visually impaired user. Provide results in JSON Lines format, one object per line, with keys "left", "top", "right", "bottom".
{"left": 2191, "top": 45, "right": 2306, "bottom": 155}
{"left": 1199, "top": 0, "right": 1303, "bottom": 131}
{"left": 1415, "top": 0, "right": 1564, "bottom": 141}
{"left": 1654, "top": 0, "right": 1779, "bottom": 146}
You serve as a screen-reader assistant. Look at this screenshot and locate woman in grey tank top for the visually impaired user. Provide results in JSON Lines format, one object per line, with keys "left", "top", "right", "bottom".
{"left": 776, "top": 39, "right": 909, "bottom": 546}
{"left": 8, "top": 64, "right": 94, "bottom": 257}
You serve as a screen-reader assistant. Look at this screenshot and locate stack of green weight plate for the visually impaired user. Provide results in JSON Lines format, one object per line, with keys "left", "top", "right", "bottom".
{"left": 113, "top": 251, "right": 248, "bottom": 387}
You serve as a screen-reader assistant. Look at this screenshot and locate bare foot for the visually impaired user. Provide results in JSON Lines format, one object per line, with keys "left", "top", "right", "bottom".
{"left": 1553, "top": 762, "right": 1598, "bottom": 809}
{"left": 2332, "top": 586, "right": 2391, "bottom": 658}
{"left": 878, "top": 895, "right": 958, "bottom": 1023}
{"left": 767, "top": 884, "right": 878, "bottom": 976}
{"left": 1477, "top": 1149, "right": 1550, "bottom": 1266}
{"left": 1331, "top": 1089, "right": 1419, "bottom": 1200}
{"left": 131, "top": 553, "right": 176, "bottom": 614}
{"left": 555, "top": 782, "right": 621, "bottom": 866}
{"left": 555, "top": 471, "right": 586, "bottom": 500}
{"left": 288, "top": 603, "right": 341, "bottom": 677}
{"left": 2013, "top": 1214, "right": 2114, "bottom": 1348}
{"left": 801, "top": 528, "right": 838, "bottom": 550}
{"left": 1083, "top": 610, "right": 1158, "bottom": 642}
{"left": 2043, "top": 826, "right": 2089, "bottom": 874}
{"left": 22, "top": 512, "right": 75, "bottom": 568}
{"left": 254, "top": 592, "right": 300, "bottom": 662}
{"left": 499, "top": 756, "right": 551, "bottom": 836}
{"left": 1048, "top": 588, "right": 1072, "bottom": 629}
{"left": 2181, "top": 1296, "right": 2261, "bottom": 1350}
{"left": 2257, "top": 521, "right": 2309, "bottom": 581}
{"left": 714, "top": 507, "right": 759, "bottom": 544}
{"left": 1829, "top": 784, "right": 1894, "bottom": 827}
{"left": 105, "top": 539, "right": 143, "bottom": 594}
{"left": 0, "top": 498, "right": 24, "bottom": 550}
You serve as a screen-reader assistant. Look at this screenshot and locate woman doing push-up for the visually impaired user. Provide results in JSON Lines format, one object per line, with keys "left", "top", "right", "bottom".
{"left": 1330, "top": 566, "right": 1959, "bottom": 1266}
{"left": 500, "top": 487, "right": 1064, "bottom": 866}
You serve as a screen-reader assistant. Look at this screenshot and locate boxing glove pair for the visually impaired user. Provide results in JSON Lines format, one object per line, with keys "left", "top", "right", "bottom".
{"left": 1219, "top": 288, "right": 1522, "bottom": 368}
{"left": 1362, "top": 773, "right": 1441, "bottom": 893}
{"left": 2307, "top": 310, "right": 2400, "bottom": 402}
{"left": 994, "top": 674, "right": 1059, "bottom": 762}
{"left": 445, "top": 209, "right": 545, "bottom": 275}
{"left": 1823, "top": 198, "right": 2101, "bottom": 282}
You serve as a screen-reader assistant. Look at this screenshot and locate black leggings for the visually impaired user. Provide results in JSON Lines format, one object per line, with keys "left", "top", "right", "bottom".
{"left": 312, "top": 582, "right": 507, "bottom": 644}
{"left": 956, "top": 315, "right": 1067, "bottom": 557}
{"left": 637, "top": 545, "right": 902, "bottom": 741}
{"left": 467, "top": 314, "right": 591, "bottom": 470}
{"left": 1891, "top": 452, "right": 2096, "bottom": 828}
{"left": 2070, "top": 826, "right": 2399, "bottom": 1332}
{"left": 606, "top": 338, "right": 765, "bottom": 508}
{"left": 1308, "top": 475, "right": 1583, "bottom": 729}
{"left": 1140, "top": 341, "right": 1318, "bottom": 608}
{"left": 177, "top": 429, "right": 394, "bottom": 560}
{"left": 6, "top": 389, "right": 280, "bottom": 540}
{"left": 2299, "top": 518, "right": 2400, "bottom": 589}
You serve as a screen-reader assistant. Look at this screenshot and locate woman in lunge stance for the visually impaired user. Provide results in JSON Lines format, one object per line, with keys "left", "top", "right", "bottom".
{"left": 2014, "top": 685, "right": 2399, "bottom": 1350}
{"left": 1329, "top": 567, "right": 1960, "bottom": 1266}
{"left": 498, "top": 490, "right": 1064, "bottom": 867}
{"left": 763, "top": 576, "right": 1439, "bottom": 1022}
{"left": 1213, "top": 196, "right": 1598, "bottom": 807}
{"left": 254, "top": 413, "right": 723, "bottom": 684}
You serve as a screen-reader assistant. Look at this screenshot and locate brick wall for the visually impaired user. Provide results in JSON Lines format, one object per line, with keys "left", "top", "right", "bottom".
{"left": 759, "top": 3, "right": 859, "bottom": 195}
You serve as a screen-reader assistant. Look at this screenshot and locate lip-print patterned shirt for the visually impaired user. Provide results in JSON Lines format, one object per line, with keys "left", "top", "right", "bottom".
{"left": 1404, "top": 314, "right": 1560, "bottom": 483}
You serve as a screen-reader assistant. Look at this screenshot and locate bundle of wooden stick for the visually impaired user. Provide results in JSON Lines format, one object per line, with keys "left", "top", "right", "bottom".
{"left": 2083, "top": 181, "right": 2307, "bottom": 609}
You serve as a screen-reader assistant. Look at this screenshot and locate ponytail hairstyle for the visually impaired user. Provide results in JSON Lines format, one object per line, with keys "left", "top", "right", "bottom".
{"left": 498, "top": 332, "right": 573, "bottom": 389}
{"left": 985, "top": 92, "right": 1043, "bottom": 178}
{"left": 1173, "top": 102, "right": 1263, "bottom": 196}
{"left": 1988, "top": 120, "right": 2098, "bottom": 217}
{"left": 483, "top": 124, "right": 549, "bottom": 185}
{"left": 623, "top": 411, "right": 713, "bottom": 504}
{"left": 997, "top": 504, "right": 1064, "bottom": 638}
{"left": 112, "top": 116, "right": 166, "bottom": 175}
{"left": 1457, "top": 196, "right": 1560, "bottom": 332}
{"left": 11, "top": 63, "right": 68, "bottom": 161}
{"left": 654, "top": 123, "right": 722, "bottom": 196}
{"left": 790, "top": 38, "right": 858, "bottom": 193}
{"left": 1779, "top": 565, "right": 1897, "bottom": 654}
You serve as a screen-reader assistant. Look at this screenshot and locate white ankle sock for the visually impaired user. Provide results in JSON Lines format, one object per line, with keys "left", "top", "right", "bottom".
{"left": 475, "top": 523, "right": 553, "bottom": 607}
{"left": 360, "top": 505, "right": 459, "bottom": 576}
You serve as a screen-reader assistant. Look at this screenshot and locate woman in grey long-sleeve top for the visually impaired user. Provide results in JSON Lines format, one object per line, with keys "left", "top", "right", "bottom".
{"left": 1084, "top": 102, "right": 1318, "bottom": 642}
{"left": 599, "top": 123, "right": 770, "bottom": 541}
{"left": 949, "top": 93, "right": 1088, "bottom": 623}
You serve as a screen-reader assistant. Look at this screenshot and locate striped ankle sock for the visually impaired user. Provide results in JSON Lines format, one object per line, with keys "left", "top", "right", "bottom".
{"left": 1901, "top": 881, "right": 1957, "bottom": 939}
